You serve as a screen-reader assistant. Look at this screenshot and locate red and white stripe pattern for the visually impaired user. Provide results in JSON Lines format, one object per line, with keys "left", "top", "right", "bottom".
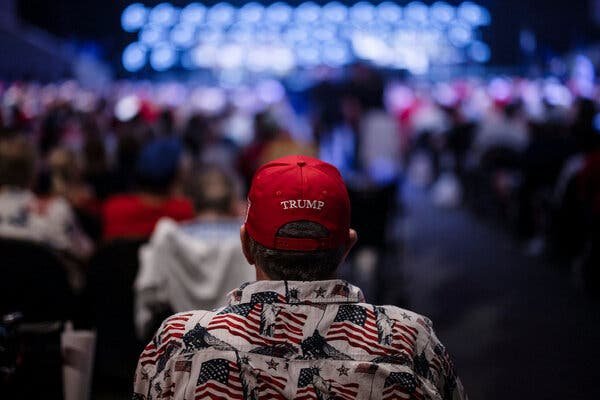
{"left": 295, "top": 371, "right": 360, "bottom": 400}
{"left": 139, "top": 312, "right": 193, "bottom": 367}
{"left": 194, "top": 358, "right": 244, "bottom": 400}
{"left": 247, "top": 367, "right": 288, "bottom": 399}
{"left": 325, "top": 305, "right": 418, "bottom": 357}
{"left": 207, "top": 299, "right": 308, "bottom": 346}
{"left": 382, "top": 371, "right": 425, "bottom": 400}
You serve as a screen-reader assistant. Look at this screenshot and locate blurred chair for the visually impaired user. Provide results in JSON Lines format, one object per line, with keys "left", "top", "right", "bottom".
{"left": 81, "top": 238, "right": 147, "bottom": 398}
{"left": 0, "top": 237, "right": 73, "bottom": 399}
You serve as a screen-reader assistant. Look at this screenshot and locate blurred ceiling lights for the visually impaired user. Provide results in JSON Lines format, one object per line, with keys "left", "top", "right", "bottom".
{"left": 121, "top": 1, "right": 491, "bottom": 75}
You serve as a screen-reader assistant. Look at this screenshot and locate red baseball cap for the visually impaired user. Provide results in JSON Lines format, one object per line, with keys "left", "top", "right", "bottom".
{"left": 245, "top": 155, "right": 351, "bottom": 251}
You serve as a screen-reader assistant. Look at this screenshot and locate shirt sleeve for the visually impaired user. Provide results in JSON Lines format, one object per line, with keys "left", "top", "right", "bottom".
{"left": 133, "top": 310, "right": 210, "bottom": 400}
{"left": 427, "top": 329, "right": 468, "bottom": 400}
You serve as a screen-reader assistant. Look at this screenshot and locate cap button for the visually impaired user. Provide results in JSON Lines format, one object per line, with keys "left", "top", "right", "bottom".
{"left": 297, "top": 161, "right": 306, "bottom": 167}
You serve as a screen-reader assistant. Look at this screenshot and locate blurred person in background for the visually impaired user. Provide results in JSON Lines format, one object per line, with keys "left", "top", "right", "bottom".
{"left": 102, "top": 137, "right": 194, "bottom": 241}
{"left": 134, "top": 155, "right": 466, "bottom": 400}
{"left": 471, "top": 100, "right": 530, "bottom": 166}
{"left": 0, "top": 135, "right": 93, "bottom": 264}
{"left": 134, "top": 164, "right": 253, "bottom": 341}
{"left": 238, "top": 110, "right": 316, "bottom": 190}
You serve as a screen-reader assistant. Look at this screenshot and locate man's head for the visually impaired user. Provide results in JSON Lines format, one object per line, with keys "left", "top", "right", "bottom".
{"left": 241, "top": 155, "right": 357, "bottom": 281}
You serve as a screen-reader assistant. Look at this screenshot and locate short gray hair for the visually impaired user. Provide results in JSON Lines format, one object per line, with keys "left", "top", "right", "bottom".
{"left": 249, "top": 220, "right": 345, "bottom": 281}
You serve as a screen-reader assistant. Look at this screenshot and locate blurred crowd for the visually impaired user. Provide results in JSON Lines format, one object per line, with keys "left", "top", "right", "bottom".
{"left": 1, "top": 65, "right": 600, "bottom": 396}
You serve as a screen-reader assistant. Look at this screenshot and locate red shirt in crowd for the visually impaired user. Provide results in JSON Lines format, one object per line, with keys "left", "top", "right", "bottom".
{"left": 102, "top": 194, "right": 194, "bottom": 240}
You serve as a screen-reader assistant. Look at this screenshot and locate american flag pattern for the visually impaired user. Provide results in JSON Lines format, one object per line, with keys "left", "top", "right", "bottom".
{"left": 133, "top": 280, "right": 467, "bottom": 400}
{"left": 295, "top": 367, "right": 360, "bottom": 400}
{"left": 195, "top": 358, "right": 243, "bottom": 399}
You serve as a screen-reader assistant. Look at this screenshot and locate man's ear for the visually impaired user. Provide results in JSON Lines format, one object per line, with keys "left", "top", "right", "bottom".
{"left": 341, "top": 228, "right": 358, "bottom": 262}
{"left": 240, "top": 224, "right": 255, "bottom": 265}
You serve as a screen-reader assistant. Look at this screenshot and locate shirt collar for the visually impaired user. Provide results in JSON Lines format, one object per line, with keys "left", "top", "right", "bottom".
{"left": 226, "top": 279, "right": 365, "bottom": 305}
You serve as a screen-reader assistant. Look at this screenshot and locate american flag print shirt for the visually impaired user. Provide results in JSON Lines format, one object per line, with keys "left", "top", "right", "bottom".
{"left": 133, "top": 280, "right": 467, "bottom": 400}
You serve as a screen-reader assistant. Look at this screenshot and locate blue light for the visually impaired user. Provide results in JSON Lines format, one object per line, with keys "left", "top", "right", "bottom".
{"left": 121, "top": 3, "right": 147, "bottom": 32}
{"left": 431, "top": 2, "right": 455, "bottom": 24}
{"left": 350, "top": 2, "right": 375, "bottom": 23}
{"left": 122, "top": 42, "right": 146, "bottom": 72}
{"left": 448, "top": 23, "right": 473, "bottom": 47}
{"left": 295, "top": 2, "right": 321, "bottom": 23}
{"left": 170, "top": 24, "right": 196, "bottom": 48}
{"left": 149, "top": 42, "right": 177, "bottom": 71}
{"left": 313, "top": 24, "right": 336, "bottom": 42}
{"left": 196, "top": 24, "right": 223, "bottom": 44}
{"left": 247, "top": 46, "right": 272, "bottom": 71}
{"left": 351, "top": 33, "right": 389, "bottom": 64}
{"left": 208, "top": 2, "right": 235, "bottom": 26}
{"left": 269, "top": 47, "right": 296, "bottom": 74}
{"left": 180, "top": 3, "right": 206, "bottom": 25}
{"left": 468, "top": 40, "right": 491, "bottom": 63}
{"left": 283, "top": 24, "right": 309, "bottom": 44}
{"left": 139, "top": 25, "right": 166, "bottom": 46}
{"left": 266, "top": 2, "right": 292, "bottom": 25}
{"left": 191, "top": 44, "right": 218, "bottom": 68}
{"left": 257, "top": 80, "right": 286, "bottom": 104}
{"left": 148, "top": 3, "right": 178, "bottom": 27}
{"left": 322, "top": 41, "right": 350, "bottom": 67}
{"left": 405, "top": 2, "right": 429, "bottom": 24}
{"left": 239, "top": 2, "right": 264, "bottom": 23}
{"left": 180, "top": 52, "right": 195, "bottom": 70}
{"left": 217, "top": 44, "right": 244, "bottom": 69}
{"left": 255, "top": 26, "right": 281, "bottom": 44}
{"left": 118, "top": 0, "right": 492, "bottom": 75}
{"left": 458, "top": 2, "right": 491, "bottom": 26}
{"left": 228, "top": 23, "right": 254, "bottom": 43}
{"left": 295, "top": 42, "right": 321, "bottom": 67}
{"left": 377, "top": 2, "right": 402, "bottom": 23}
{"left": 323, "top": 2, "right": 347, "bottom": 23}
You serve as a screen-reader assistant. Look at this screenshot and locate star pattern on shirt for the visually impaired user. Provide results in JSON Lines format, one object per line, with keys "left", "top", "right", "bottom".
{"left": 314, "top": 287, "right": 326, "bottom": 298}
{"left": 401, "top": 312, "right": 412, "bottom": 320}
{"left": 240, "top": 356, "right": 250, "bottom": 365}
{"left": 164, "top": 369, "right": 171, "bottom": 379}
{"left": 141, "top": 370, "right": 149, "bottom": 381}
{"left": 266, "top": 358, "right": 279, "bottom": 370}
{"left": 288, "top": 288, "right": 299, "bottom": 300}
{"left": 337, "top": 365, "right": 350, "bottom": 376}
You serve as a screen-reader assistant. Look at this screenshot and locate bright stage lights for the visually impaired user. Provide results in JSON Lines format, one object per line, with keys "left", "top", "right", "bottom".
{"left": 122, "top": 42, "right": 146, "bottom": 72}
{"left": 350, "top": 2, "right": 375, "bottom": 23}
{"left": 207, "top": 2, "right": 235, "bottom": 26}
{"left": 266, "top": 2, "right": 292, "bottom": 25}
{"left": 323, "top": 2, "right": 347, "bottom": 23}
{"left": 431, "top": 2, "right": 454, "bottom": 24}
{"left": 150, "top": 42, "right": 176, "bottom": 71}
{"left": 180, "top": 3, "right": 205, "bottom": 24}
{"left": 239, "top": 2, "right": 264, "bottom": 23}
{"left": 405, "top": 2, "right": 429, "bottom": 24}
{"left": 216, "top": 44, "right": 244, "bottom": 69}
{"left": 171, "top": 23, "right": 195, "bottom": 48}
{"left": 458, "top": 2, "right": 491, "bottom": 26}
{"left": 148, "top": 3, "right": 178, "bottom": 27}
{"left": 448, "top": 23, "right": 473, "bottom": 47}
{"left": 377, "top": 2, "right": 402, "bottom": 23}
{"left": 139, "top": 25, "right": 165, "bottom": 46}
{"left": 122, "top": 3, "right": 147, "bottom": 32}
{"left": 295, "top": 2, "right": 320, "bottom": 23}
{"left": 121, "top": 1, "right": 492, "bottom": 75}
{"left": 469, "top": 41, "right": 491, "bottom": 63}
